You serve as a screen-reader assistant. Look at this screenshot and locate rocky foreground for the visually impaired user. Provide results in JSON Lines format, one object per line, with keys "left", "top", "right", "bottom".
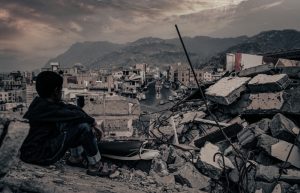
{"left": 2, "top": 66, "right": 300, "bottom": 193}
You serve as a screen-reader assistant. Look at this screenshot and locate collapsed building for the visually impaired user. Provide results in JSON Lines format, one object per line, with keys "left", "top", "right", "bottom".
{"left": 1, "top": 54, "right": 300, "bottom": 193}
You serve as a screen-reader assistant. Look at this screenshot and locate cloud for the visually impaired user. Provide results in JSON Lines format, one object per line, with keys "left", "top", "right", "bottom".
{"left": 212, "top": 0, "right": 300, "bottom": 37}
{"left": 0, "top": 0, "right": 299, "bottom": 71}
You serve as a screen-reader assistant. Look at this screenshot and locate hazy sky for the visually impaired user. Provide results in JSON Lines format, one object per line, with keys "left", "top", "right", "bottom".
{"left": 0, "top": 0, "right": 300, "bottom": 72}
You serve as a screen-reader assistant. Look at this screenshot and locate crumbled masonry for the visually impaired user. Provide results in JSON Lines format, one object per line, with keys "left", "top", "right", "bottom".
{"left": 1, "top": 71, "right": 300, "bottom": 193}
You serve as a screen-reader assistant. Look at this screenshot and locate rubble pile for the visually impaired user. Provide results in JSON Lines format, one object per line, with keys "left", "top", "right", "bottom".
{"left": 145, "top": 70, "right": 300, "bottom": 193}
{"left": 1, "top": 72, "right": 300, "bottom": 193}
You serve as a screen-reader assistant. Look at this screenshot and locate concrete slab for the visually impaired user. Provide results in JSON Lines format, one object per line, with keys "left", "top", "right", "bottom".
{"left": 248, "top": 74, "right": 290, "bottom": 93}
{"left": 180, "top": 111, "right": 206, "bottom": 124}
{"left": 194, "top": 123, "right": 243, "bottom": 147}
{"left": 270, "top": 113, "right": 298, "bottom": 143}
{"left": 239, "top": 63, "right": 275, "bottom": 77}
{"left": 174, "top": 162, "right": 210, "bottom": 189}
{"left": 271, "top": 140, "right": 300, "bottom": 169}
{"left": 245, "top": 92, "right": 284, "bottom": 113}
{"left": 196, "top": 142, "right": 234, "bottom": 179}
{"left": 205, "top": 76, "right": 251, "bottom": 105}
{"left": 255, "top": 165, "right": 279, "bottom": 182}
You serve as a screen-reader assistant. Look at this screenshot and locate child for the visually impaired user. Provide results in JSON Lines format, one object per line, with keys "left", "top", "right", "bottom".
{"left": 20, "top": 71, "right": 114, "bottom": 176}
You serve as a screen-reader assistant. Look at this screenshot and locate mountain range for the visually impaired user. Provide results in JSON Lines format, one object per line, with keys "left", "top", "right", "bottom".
{"left": 45, "top": 29, "right": 300, "bottom": 69}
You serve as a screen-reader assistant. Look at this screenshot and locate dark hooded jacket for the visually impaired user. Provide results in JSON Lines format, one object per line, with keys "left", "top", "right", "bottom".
{"left": 20, "top": 97, "right": 95, "bottom": 164}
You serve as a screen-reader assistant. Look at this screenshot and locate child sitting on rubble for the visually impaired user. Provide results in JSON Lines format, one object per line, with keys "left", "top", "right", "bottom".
{"left": 20, "top": 71, "right": 116, "bottom": 176}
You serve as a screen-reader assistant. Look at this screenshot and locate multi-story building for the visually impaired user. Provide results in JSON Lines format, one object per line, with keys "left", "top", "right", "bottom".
{"left": 25, "top": 83, "right": 38, "bottom": 105}
{"left": 0, "top": 90, "right": 24, "bottom": 103}
{"left": 168, "top": 63, "right": 204, "bottom": 88}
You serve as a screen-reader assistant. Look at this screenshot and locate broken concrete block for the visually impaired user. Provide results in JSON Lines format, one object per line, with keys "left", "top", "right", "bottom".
{"left": 271, "top": 182, "right": 291, "bottom": 193}
{"left": 248, "top": 74, "right": 290, "bottom": 93}
{"left": 257, "top": 134, "right": 279, "bottom": 153}
{"left": 256, "top": 118, "right": 271, "bottom": 132}
{"left": 205, "top": 76, "right": 251, "bottom": 105}
{"left": 174, "top": 162, "right": 210, "bottom": 190}
{"left": 257, "top": 135, "right": 300, "bottom": 169}
{"left": 196, "top": 142, "right": 234, "bottom": 180}
{"left": 271, "top": 140, "right": 300, "bottom": 169}
{"left": 0, "top": 121, "right": 29, "bottom": 176}
{"left": 194, "top": 123, "right": 243, "bottom": 147}
{"left": 255, "top": 151, "right": 276, "bottom": 165}
{"left": 180, "top": 111, "right": 206, "bottom": 124}
{"left": 237, "top": 125, "right": 265, "bottom": 148}
{"left": 256, "top": 165, "right": 280, "bottom": 182}
{"left": 150, "top": 158, "right": 169, "bottom": 177}
{"left": 255, "top": 181, "right": 276, "bottom": 193}
{"left": 280, "top": 169, "right": 300, "bottom": 184}
{"left": 152, "top": 174, "right": 175, "bottom": 188}
{"left": 239, "top": 87, "right": 300, "bottom": 115}
{"left": 239, "top": 63, "right": 275, "bottom": 77}
{"left": 270, "top": 113, "right": 299, "bottom": 143}
{"left": 244, "top": 92, "right": 284, "bottom": 114}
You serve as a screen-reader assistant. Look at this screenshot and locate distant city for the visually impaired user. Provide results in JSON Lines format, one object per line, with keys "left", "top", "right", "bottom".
{"left": 0, "top": 61, "right": 225, "bottom": 112}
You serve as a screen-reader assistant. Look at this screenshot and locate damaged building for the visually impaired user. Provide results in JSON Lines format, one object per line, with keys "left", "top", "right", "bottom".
{"left": 1, "top": 53, "right": 300, "bottom": 193}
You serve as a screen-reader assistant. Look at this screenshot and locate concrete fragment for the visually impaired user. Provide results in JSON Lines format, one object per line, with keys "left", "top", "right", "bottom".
{"left": 239, "top": 87, "right": 300, "bottom": 115}
{"left": 280, "top": 169, "right": 300, "bottom": 184}
{"left": 237, "top": 125, "right": 265, "bottom": 148}
{"left": 270, "top": 113, "right": 298, "bottom": 143}
{"left": 0, "top": 121, "right": 29, "bottom": 176}
{"left": 255, "top": 189, "right": 263, "bottom": 193}
{"left": 256, "top": 118, "right": 271, "bottom": 132}
{"left": 205, "top": 76, "right": 251, "bottom": 105}
{"left": 257, "top": 134, "right": 279, "bottom": 154}
{"left": 180, "top": 111, "right": 206, "bottom": 124}
{"left": 248, "top": 74, "right": 290, "bottom": 93}
{"left": 255, "top": 151, "right": 275, "bottom": 165}
{"left": 271, "top": 140, "right": 300, "bottom": 169}
{"left": 174, "top": 162, "right": 210, "bottom": 190}
{"left": 244, "top": 92, "right": 284, "bottom": 114}
{"left": 256, "top": 134, "right": 300, "bottom": 169}
{"left": 271, "top": 182, "right": 291, "bottom": 193}
{"left": 152, "top": 174, "right": 175, "bottom": 187}
{"left": 256, "top": 165, "right": 280, "bottom": 182}
{"left": 196, "top": 142, "right": 234, "bottom": 180}
{"left": 150, "top": 158, "right": 169, "bottom": 177}
{"left": 255, "top": 181, "right": 276, "bottom": 193}
{"left": 193, "top": 118, "right": 231, "bottom": 127}
{"left": 194, "top": 123, "right": 243, "bottom": 147}
{"left": 239, "top": 63, "right": 275, "bottom": 77}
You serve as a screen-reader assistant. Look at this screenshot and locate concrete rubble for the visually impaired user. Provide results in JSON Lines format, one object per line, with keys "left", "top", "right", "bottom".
{"left": 205, "top": 76, "right": 251, "bottom": 105}
{"left": 2, "top": 69, "right": 300, "bottom": 193}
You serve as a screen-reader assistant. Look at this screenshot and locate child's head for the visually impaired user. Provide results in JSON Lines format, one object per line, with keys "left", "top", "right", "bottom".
{"left": 36, "top": 71, "right": 63, "bottom": 101}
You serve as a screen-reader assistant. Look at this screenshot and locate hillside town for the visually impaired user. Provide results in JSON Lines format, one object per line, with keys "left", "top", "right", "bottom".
{"left": 1, "top": 49, "right": 300, "bottom": 193}
{"left": 0, "top": 61, "right": 225, "bottom": 112}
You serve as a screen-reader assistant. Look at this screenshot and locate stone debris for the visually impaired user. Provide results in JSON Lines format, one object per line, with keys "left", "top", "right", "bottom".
{"left": 205, "top": 76, "right": 251, "bottom": 105}
{"left": 239, "top": 63, "right": 275, "bottom": 77}
{"left": 196, "top": 142, "right": 234, "bottom": 179}
{"left": 248, "top": 74, "right": 290, "bottom": 93}
{"left": 174, "top": 162, "right": 210, "bottom": 190}
{"left": 269, "top": 113, "right": 299, "bottom": 143}
{"left": 2, "top": 70, "right": 300, "bottom": 193}
{"left": 271, "top": 140, "right": 300, "bottom": 169}
{"left": 0, "top": 120, "right": 29, "bottom": 176}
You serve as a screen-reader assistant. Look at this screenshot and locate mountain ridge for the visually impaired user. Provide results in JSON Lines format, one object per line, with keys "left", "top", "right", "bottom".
{"left": 45, "top": 29, "right": 300, "bottom": 69}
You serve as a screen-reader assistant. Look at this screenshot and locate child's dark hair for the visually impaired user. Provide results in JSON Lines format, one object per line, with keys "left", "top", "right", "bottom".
{"left": 36, "top": 71, "right": 63, "bottom": 98}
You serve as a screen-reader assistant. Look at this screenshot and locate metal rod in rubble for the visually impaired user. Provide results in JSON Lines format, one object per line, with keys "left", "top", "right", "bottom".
{"left": 174, "top": 24, "right": 247, "bottom": 164}
{"left": 175, "top": 24, "right": 201, "bottom": 89}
